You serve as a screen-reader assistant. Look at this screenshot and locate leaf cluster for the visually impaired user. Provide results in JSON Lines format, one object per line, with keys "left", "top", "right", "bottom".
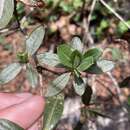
{"left": 39, "top": 37, "right": 115, "bottom": 97}
{"left": 0, "top": 26, "right": 45, "bottom": 88}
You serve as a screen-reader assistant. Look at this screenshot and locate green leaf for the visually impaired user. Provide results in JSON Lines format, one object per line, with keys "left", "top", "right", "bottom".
{"left": 0, "top": 119, "right": 24, "bottom": 130}
{"left": 84, "top": 48, "right": 102, "bottom": 61}
{"left": 100, "top": 19, "right": 109, "bottom": 29}
{"left": 117, "top": 20, "right": 130, "bottom": 35}
{"left": 57, "top": 44, "right": 73, "bottom": 68}
{"left": 0, "top": 0, "right": 14, "bottom": 29}
{"left": 26, "top": 64, "right": 38, "bottom": 88}
{"left": 82, "top": 85, "right": 92, "bottom": 105}
{"left": 73, "top": 0, "right": 83, "bottom": 9}
{"left": 0, "top": 63, "right": 22, "bottom": 84}
{"left": 77, "top": 56, "right": 94, "bottom": 72}
{"left": 71, "top": 50, "right": 82, "bottom": 68}
{"left": 97, "top": 60, "right": 115, "bottom": 72}
{"left": 37, "top": 52, "right": 60, "bottom": 67}
{"left": 45, "top": 73, "right": 71, "bottom": 97}
{"left": 86, "top": 64, "right": 103, "bottom": 74}
{"left": 44, "top": 94, "right": 64, "bottom": 130}
{"left": 87, "top": 109, "right": 112, "bottom": 119}
{"left": 17, "top": 52, "right": 28, "bottom": 63}
{"left": 71, "top": 37, "right": 83, "bottom": 53}
{"left": 26, "top": 26, "right": 45, "bottom": 55}
{"left": 74, "top": 69, "right": 80, "bottom": 77}
{"left": 110, "top": 48, "right": 123, "bottom": 60}
{"left": 128, "top": 96, "right": 130, "bottom": 106}
{"left": 73, "top": 77, "right": 86, "bottom": 96}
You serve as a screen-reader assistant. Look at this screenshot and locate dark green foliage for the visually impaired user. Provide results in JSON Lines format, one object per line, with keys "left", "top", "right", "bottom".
{"left": 82, "top": 85, "right": 93, "bottom": 105}
{"left": 17, "top": 52, "right": 28, "bottom": 63}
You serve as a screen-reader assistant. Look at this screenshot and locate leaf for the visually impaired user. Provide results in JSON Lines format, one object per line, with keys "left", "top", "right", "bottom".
{"left": 26, "top": 64, "right": 38, "bottom": 88}
{"left": 0, "top": 63, "right": 22, "bottom": 84}
{"left": 119, "top": 76, "right": 130, "bottom": 88}
{"left": 82, "top": 85, "right": 93, "bottom": 105}
{"left": 117, "top": 20, "right": 130, "bottom": 35}
{"left": 87, "top": 109, "right": 112, "bottom": 119}
{"left": 0, "top": 119, "right": 24, "bottom": 130}
{"left": 44, "top": 94, "right": 64, "bottom": 130}
{"left": 0, "top": 0, "right": 14, "bottom": 29}
{"left": 26, "top": 26, "right": 45, "bottom": 55}
{"left": 71, "top": 37, "right": 83, "bottom": 53}
{"left": 86, "top": 64, "right": 103, "bottom": 74}
{"left": 110, "top": 48, "right": 123, "bottom": 60}
{"left": 128, "top": 96, "right": 130, "bottom": 106}
{"left": 74, "top": 69, "right": 80, "bottom": 78}
{"left": 57, "top": 44, "right": 73, "bottom": 68}
{"left": 97, "top": 60, "right": 115, "bottom": 72}
{"left": 84, "top": 48, "right": 102, "bottom": 61}
{"left": 37, "top": 52, "right": 60, "bottom": 67}
{"left": 45, "top": 73, "right": 71, "bottom": 97}
{"left": 17, "top": 52, "right": 28, "bottom": 63}
{"left": 77, "top": 56, "right": 94, "bottom": 72}
{"left": 71, "top": 50, "right": 82, "bottom": 68}
{"left": 73, "top": 77, "right": 86, "bottom": 96}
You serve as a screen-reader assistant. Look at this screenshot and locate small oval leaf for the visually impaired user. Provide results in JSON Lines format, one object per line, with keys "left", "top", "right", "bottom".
{"left": 71, "top": 50, "right": 82, "bottom": 68}
{"left": 71, "top": 37, "right": 83, "bottom": 53}
{"left": 26, "top": 26, "right": 45, "bottom": 55}
{"left": 0, "top": 63, "right": 22, "bottom": 84}
{"left": 37, "top": 52, "right": 60, "bottom": 67}
{"left": 97, "top": 60, "right": 115, "bottom": 72}
{"left": 45, "top": 73, "right": 71, "bottom": 97}
{"left": 57, "top": 44, "right": 73, "bottom": 68}
{"left": 73, "top": 77, "right": 86, "bottom": 96}
{"left": 82, "top": 85, "right": 93, "bottom": 105}
{"left": 26, "top": 64, "right": 38, "bottom": 88}
{"left": 0, "top": 119, "right": 24, "bottom": 130}
{"left": 84, "top": 48, "right": 102, "bottom": 61}
{"left": 110, "top": 48, "right": 123, "bottom": 60}
{"left": 77, "top": 56, "right": 94, "bottom": 72}
{"left": 0, "top": 0, "right": 14, "bottom": 29}
{"left": 44, "top": 94, "right": 64, "bottom": 130}
{"left": 86, "top": 64, "right": 103, "bottom": 74}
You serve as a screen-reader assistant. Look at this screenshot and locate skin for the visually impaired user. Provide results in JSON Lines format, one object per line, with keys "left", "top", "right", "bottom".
{"left": 0, "top": 92, "right": 45, "bottom": 130}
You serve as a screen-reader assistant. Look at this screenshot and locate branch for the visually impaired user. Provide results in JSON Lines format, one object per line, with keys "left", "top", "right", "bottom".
{"left": 82, "top": 0, "right": 97, "bottom": 46}
{"left": 106, "top": 72, "right": 128, "bottom": 113}
{"left": 36, "top": 64, "right": 68, "bottom": 75}
{"left": 99, "top": 0, "right": 130, "bottom": 30}
{"left": 87, "top": 0, "right": 97, "bottom": 30}
{"left": 36, "top": 64, "right": 89, "bottom": 77}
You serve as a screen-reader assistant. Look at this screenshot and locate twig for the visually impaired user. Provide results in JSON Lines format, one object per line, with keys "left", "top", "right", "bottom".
{"left": 37, "top": 64, "right": 68, "bottom": 74}
{"left": 87, "top": 0, "right": 97, "bottom": 30}
{"left": 99, "top": 0, "right": 130, "bottom": 30}
{"left": 107, "top": 72, "right": 128, "bottom": 113}
{"left": 82, "top": 0, "right": 97, "bottom": 47}
{"left": 107, "top": 72, "right": 121, "bottom": 95}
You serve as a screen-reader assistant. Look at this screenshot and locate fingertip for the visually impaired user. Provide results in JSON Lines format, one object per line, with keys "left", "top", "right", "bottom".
{"left": 29, "top": 95, "right": 45, "bottom": 112}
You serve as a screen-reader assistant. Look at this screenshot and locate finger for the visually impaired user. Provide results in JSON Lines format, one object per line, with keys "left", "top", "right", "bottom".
{"left": 0, "top": 93, "right": 32, "bottom": 110}
{"left": 0, "top": 95, "right": 45, "bottom": 129}
{"left": 27, "top": 121, "right": 39, "bottom": 130}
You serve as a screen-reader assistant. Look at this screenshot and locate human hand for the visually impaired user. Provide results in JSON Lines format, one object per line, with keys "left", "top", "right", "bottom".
{"left": 0, "top": 93, "right": 45, "bottom": 130}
